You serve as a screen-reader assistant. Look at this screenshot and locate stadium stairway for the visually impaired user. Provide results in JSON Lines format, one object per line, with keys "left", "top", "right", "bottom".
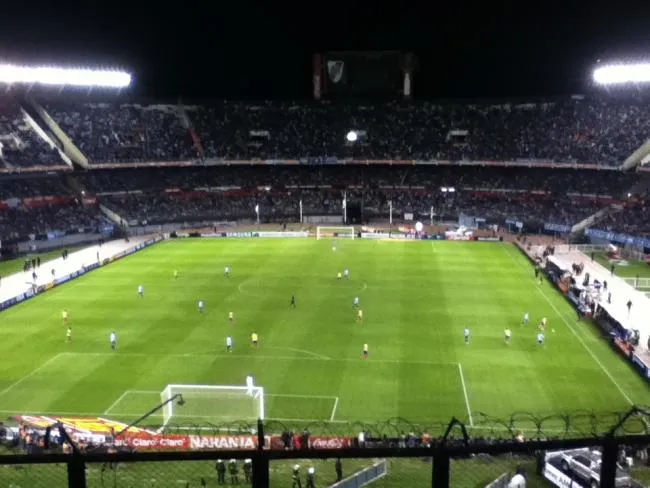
{"left": 23, "top": 95, "right": 90, "bottom": 168}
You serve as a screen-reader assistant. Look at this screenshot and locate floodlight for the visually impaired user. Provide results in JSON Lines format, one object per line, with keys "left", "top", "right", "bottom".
{"left": 415, "top": 222, "right": 423, "bottom": 232}
{"left": 593, "top": 63, "right": 650, "bottom": 85}
{"left": 346, "top": 131, "right": 358, "bottom": 142}
{"left": 0, "top": 64, "right": 132, "bottom": 88}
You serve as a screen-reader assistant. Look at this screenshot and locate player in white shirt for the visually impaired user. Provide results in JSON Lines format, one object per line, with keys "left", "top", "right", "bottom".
{"left": 537, "top": 332, "right": 545, "bottom": 346}
{"left": 137, "top": 285, "right": 144, "bottom": 297}
{"left": 198, "top": 300, "right": 205, "bottom": 313}
{"left": 353, "top": 296, "right": 360, "bottom": 308}
{"left": 110, "top": 331, "right": 117, "bottom": 350}
{"left": 522, "top": 313, "right": 529, "bottom": 326}
{"left": 246, "top": 375, "right": 255, "bottom": 396}
{"left": 226, "top": 335, "right": 233, "bottom": 352}
{"left": 343, "top": 268, "right": 350, "bottom": 279}
{"left": 224, "top": 265, "right": 231, "bottom": 277}
{"left": 504, "top": 328, "right": 512, "bottom": 344}
{"left": 464, "top": 328, "right": 470, "bottom": 344}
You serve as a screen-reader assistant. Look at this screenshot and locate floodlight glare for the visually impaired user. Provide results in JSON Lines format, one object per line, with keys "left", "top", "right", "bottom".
{"left": 0, "top": 64, "right": 132, "bottom": 88}
{"left": 593, "top": 63, "right": 650, "bottom": 85}
{"left": 346, "top": 131, "right": 358, "bottom": 142}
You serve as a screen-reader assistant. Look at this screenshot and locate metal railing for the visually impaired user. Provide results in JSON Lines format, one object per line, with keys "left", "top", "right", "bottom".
{"left": 1, "top": 407, "right": 648, "bottom": 487}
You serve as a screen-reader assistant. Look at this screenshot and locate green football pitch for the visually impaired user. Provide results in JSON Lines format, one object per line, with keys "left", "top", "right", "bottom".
{"left": 1, "top": 239, "right": 649, "bottom": 430}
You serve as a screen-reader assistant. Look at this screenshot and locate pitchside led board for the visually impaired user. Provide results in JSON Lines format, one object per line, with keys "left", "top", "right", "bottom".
{"left": 314, "top": 51, "right": 415, "bottom": 99}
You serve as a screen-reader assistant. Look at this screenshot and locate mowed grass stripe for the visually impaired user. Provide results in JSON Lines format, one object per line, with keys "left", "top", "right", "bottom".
{"left": 0, "top": 240, "right": 648, "bottom": 426}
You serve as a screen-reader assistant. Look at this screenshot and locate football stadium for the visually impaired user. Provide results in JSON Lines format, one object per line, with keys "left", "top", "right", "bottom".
{"left": 0, "top": 60, "right": 649, "bottom": 487}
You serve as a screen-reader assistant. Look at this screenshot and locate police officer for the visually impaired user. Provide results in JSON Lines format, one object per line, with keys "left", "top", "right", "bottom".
{"left": 335, "top": 458, "right": 342, "bottom": 482}
{"left": 292, "top": 464, "right": 302, "bottom": 488}
{"left": 229, "top": 459, "right": 239, "bottom": 484}
{"left": 215, "top": 459, "right": 226, "bottom": 485}
{"left": 243, "top": 459, "right": 252, "bottom": 484}
{"left": 306, "top": 466, "right": 315, "bottom": 488}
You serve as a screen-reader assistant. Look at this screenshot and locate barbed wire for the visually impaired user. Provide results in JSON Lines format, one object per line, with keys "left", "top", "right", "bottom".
{"left": 158, "top": 406, "right": 650, "bottom": 440}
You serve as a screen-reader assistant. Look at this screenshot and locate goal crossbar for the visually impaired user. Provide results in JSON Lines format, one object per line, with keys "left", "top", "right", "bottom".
{"left": 160, "top": 384, "right": 265, "bottom": 428}
{"left": 316, "top": 226, "right": 355, "bottom": 240}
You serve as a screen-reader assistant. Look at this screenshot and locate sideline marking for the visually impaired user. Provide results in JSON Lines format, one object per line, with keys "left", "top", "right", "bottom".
{"left": 503, "top": 245, "right": 634, "bottom": 405}
{"left": 458, "top": 363, "right": 474, "bottom": 427}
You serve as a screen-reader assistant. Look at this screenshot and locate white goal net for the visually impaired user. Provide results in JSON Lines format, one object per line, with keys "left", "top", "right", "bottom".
{"left": 160, "top": 383, "right": 265, "bottom": 427}
{"left": 316, "top": 226, "right": 355, "bottom": 240}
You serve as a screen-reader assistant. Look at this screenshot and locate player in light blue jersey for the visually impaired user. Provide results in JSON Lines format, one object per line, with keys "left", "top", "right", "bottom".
{"left": 110, "top": 331, "right": 117, "bottom": 350}
{"left": 464, "top": 328, "right": 470, "bottom": 344}
{"left": 353, "top": 296, "right": 360, "bottom": 308}
{"left": 522, "top": 312, "right": 529, "bottom": 326}
{"left": 537, "top": 332, "right": 545, "bottom": 346}
{"left": 224, "top": 265, "right": 231, "bottom": 277}
{"left": 137, "top": 285, "right": 144, "bottom": 297}
{"left": 198, "top": 300, "right": 205, "bottom": 313}
{"left": 343, "top": 268, "right": 350, "bottom": 279}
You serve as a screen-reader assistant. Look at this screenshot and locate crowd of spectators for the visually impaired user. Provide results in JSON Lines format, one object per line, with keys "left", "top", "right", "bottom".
{"left": 31, "top": 97, "right": 650, "bottom": 167}
{"left": 71, "top": 165, "right": 631, "bottom": 227}
{"left": 0, "top": 98, "right": 63, "bottom": 168}
{"left": 45, "top": 102, "right": 197, "bottom": 163}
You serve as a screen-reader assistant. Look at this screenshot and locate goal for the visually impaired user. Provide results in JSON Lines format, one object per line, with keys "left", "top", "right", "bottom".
{"left": 160, "top": 384, "right": 265, "bottom": 427}
{"left": 316, "top": 226, "right": 356, "bottom": 240}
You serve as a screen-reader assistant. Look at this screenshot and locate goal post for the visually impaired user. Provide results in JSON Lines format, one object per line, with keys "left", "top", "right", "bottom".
{"left": 316, "top": 226, "right": 356, "bottom": 240}
{"left": 160, "top": 383, "right": 265, "bottom": 427}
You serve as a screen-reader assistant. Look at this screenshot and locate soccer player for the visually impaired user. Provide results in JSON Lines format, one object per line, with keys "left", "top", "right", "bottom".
{"left": 343, "top": 268, "right": 350, "bottom": 279}
{"left": 62, "top": 309, "right": 69, "bottom": 325}
{"left": 353, "top": 296, "right": 360, "bottom": 308}
{"left": 251, "top": 332, "right": 258, "bottom": 347}
{"left": 137, "top": 285, "right": 144, "bottom": 297}
{"left": 290, "top": 295, "right": 296, "bottom": 308}
{"left": 332, "top": 242, "right": 337, "bottom": 252}
{"left": 541, "top": 317, "right": 547, "bottom": 328}
{"left": 504, "top": 328, "right": 512, "bottom": 344}
{"left": 198, "top": 300, "right": 205, "bottom": 313}
{"left": 66, "top": 326, "right": 72, "bottom": 343}
{"left": 464, "top": 327, "right": 470, "bottom": 344}
{"left": 537, "top": 331, "right": 545, "bottom": 347}
{"left": 363, "top": 343, "right": 368, "bottom": 359}
{"left": 228, "top": 311, "right": 235, "bottom": 323}
{"left": 246, "top": 375, "right": 255, "bottom": 395}
{"left": 173, "top": 269, "right": 179, "bottom": 279}
{"left": 337, "top": 272, "right": 342, "bottom": 280}
{"left": 110, "top": 331, "right": 117, "bottom": 350}
{"left": 357, "top": 309, "right": 363, "bottom": 323}
{"left": 226, "top": 335, "right": 233, "bottom": 352}
{"left": 224, "top": 265, "right": 231, "bottom": 277}
{"left": 522, "top": 312, "right": 529, "bottom": 326}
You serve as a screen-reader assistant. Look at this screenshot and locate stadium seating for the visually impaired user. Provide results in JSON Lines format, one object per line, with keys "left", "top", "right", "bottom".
{"left": 0, "top": 98, "right": 63, "bottom": 168}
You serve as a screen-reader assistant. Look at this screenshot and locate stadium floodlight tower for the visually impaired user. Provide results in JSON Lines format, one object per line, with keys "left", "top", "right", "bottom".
{"left": 0, "top": 63, "right": 132, "bottom": 92}
{"left": 593, "top": 62, "right": 650, "bottom": 86}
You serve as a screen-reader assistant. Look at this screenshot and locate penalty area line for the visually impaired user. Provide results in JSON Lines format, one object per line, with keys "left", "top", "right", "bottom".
{"left": 103, "top": 390, "right": 134, "bottom": 415}
{"left": 458, "top": 363, "right": 473, "bottom": 427}
{"left": 0, "top": 353, "right": 64, "bottom": 398}
{"left": 330, "top": 397, "right": 340, "bottom": 422}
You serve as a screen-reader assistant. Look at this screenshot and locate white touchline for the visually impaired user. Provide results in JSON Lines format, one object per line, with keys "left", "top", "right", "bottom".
{"left": 503, "top": 245, "right": 634, "bottom": 405}
{"left": 0, "top": 353, "right": 64, "bottom": 398}
{"left": 330, "top": 397, "right": 340, "bottom": 422}
{"left": 458, "top": 363, "right": 474, "bottom": 426}
{"left": 103, "top": 390, "right": 132, "bottom": 414}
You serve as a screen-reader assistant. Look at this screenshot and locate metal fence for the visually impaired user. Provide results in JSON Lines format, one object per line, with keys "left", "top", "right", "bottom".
{"left": 1, "top": 407, "right": 649, "bottom": 487}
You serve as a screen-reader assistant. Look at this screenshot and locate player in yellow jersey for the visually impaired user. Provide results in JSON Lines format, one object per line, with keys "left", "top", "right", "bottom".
{"left": 251, "top": 332, "right": 258, "bottom": 347}
{"left": 504, "top": 328, "right": 512, "bottom": 344}
{"left": 363, "top": 343, "right": 368, "bottom": 359}
{"left": 229, "top": 312, "right": 235, "bottom": 323}
{"left": 357, "top": 309, "right": 363, "bottom": 323}
{"left": 62, "top": 309, "right": 69, "bottom": 325}
{"left": 173, "top": 269, "right": 179, "bottom": 279}
{"left": 66, "top": 326, "right": 72, "bottom": 343}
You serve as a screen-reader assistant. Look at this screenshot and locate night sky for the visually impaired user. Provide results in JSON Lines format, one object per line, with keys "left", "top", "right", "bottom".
{"left": 0, "top": 1, "right": 649, "bottom": 99}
